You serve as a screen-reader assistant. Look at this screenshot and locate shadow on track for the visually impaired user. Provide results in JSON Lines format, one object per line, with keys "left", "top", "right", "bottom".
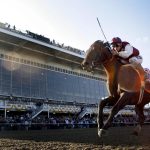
{"left": 0, "top": 126, "right": 150, "bottom": 147}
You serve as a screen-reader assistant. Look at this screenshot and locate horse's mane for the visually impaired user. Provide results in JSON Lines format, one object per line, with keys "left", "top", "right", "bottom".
{"left": 95, "top": 40, "right": 108, "bottom": 47}
{"left": 95, "top": 40, "right": 123, "bottom": 66}
{"left": 95, "top": 40, "right": 104, "bottom": 43}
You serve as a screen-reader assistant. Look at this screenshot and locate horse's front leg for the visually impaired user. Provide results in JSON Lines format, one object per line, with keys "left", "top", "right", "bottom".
{"left": 98, "top": 93, "right": 128, "bottom": 138}
{"left": 97, "top": 96, "right": 116, "bottom": 136}
{"left": 133, "top": 104, "right": 145, "bottom": 136}
{"left": 97, "top": 98, "right": 109, "bottom": 129}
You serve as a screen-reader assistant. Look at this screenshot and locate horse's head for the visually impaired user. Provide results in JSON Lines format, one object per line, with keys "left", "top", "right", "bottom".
{"left": 81, "top": 40, "right": 112, "bottom": 71}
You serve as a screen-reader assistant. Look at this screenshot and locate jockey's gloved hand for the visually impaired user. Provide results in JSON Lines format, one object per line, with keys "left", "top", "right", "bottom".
{"left": 112, "top": 50, "right": 119, "bottom": 56}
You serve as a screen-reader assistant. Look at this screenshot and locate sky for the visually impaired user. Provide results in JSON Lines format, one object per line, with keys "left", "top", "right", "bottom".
{"left": 0, "top": 0, "right": 150, "bottom": 68}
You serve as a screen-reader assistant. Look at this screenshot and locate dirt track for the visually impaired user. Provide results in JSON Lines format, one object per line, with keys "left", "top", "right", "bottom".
{"left": 0, "top": 125, "right": 150, "bottom": 150}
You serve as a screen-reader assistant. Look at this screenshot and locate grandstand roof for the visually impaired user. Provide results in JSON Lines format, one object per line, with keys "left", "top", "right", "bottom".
{"left": 0, "top": 26, "right": 84, "bottom": 65}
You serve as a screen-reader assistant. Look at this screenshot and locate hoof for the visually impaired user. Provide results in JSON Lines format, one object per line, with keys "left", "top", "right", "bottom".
{"left": 98, "top": 129, "right": 107, "bottom": 138}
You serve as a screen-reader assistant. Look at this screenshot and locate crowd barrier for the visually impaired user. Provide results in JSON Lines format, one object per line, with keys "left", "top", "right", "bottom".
{"left": 0, "top": 123, "right": 96, "bottom": 131}
{"left": 0, "top": 122, "right": 150, "bottom": 131}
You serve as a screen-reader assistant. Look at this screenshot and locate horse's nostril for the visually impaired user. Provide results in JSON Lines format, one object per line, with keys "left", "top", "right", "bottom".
{"left": 81, "top": 61, "right": 88, "bottom": 67}
{"left": 81, "top": 61, "right": 90, "bottom": 71}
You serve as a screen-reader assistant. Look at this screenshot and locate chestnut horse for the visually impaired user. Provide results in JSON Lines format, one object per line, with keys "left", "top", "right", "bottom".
{"left": 81, "top": 40, "right": 150, "bottom": 137}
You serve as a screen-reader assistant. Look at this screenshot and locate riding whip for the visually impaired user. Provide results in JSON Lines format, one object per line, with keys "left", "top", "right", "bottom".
{"left": 96, "top": 17, "right": 112, "bottom": 50}
{"left": 96, "top": 17, "right": 108, "bottom": 42}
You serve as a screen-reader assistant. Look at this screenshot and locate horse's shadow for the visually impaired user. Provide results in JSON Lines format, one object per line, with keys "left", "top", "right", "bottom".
{"left": 0, "top": 126, "right": 149, "bottom": 146}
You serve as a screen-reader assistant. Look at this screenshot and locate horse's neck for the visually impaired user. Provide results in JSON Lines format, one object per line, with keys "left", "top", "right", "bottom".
{"left": 103, "top": 58, "right": 122, "bottom": 97}
{"left": 103, "top": 58, "right": 121, "bottom": 81}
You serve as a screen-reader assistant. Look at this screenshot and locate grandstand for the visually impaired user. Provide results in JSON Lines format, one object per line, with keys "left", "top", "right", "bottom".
{"left": 0, "top": 22, "right": 109, "bottom": 121}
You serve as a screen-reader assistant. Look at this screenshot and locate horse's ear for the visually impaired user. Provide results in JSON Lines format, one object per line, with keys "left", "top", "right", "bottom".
{"left": 96, "top": 40, "right": 103, "bottom": 43}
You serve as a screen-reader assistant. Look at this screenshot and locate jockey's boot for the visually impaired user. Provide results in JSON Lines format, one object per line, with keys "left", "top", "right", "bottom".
{"left": 132, "top": 63, "right": 145, "bottom": 89}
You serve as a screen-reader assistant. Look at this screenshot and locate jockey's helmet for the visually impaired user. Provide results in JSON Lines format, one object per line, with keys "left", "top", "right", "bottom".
{"left": 111, "top": 37, "right": 122, "bottom": 44}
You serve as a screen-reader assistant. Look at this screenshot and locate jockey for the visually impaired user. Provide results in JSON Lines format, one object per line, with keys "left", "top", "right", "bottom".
{"left": 111, "top": 37, "right": 145, "bottom": 88}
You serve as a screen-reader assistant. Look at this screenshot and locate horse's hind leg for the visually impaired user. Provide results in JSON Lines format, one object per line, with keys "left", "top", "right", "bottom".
{"left": 133, "top": 104, "right": 145, "bottom": 136}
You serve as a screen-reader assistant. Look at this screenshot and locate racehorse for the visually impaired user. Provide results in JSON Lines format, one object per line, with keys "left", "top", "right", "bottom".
{"left": 81, "top": 40, "right": 150, "bottom": 137}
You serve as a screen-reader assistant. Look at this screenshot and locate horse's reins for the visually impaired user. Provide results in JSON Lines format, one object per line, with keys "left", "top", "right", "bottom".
{"left": 103, "top": 46, "right": 115, "bottom": 64}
